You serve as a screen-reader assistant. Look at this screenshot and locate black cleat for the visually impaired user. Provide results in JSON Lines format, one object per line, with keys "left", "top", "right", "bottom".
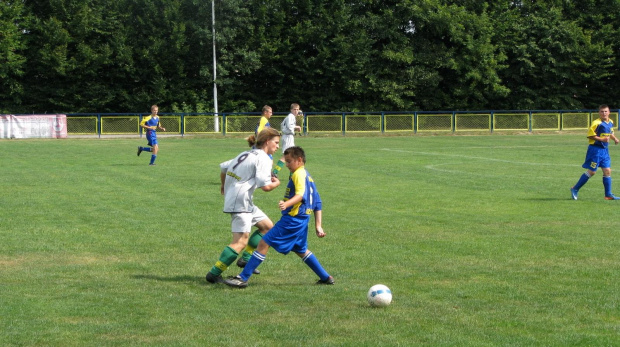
{"left": 206, "top": 272, "right": 223, "bottom": 284}
{"left": 316, "top": 276, "right": 335, "bottom": 285}
{"left": 223, "top": 275, "right": 248, "bottom": 288}
{"left": 137, "top": 146, "right": 143, "bottom": 156}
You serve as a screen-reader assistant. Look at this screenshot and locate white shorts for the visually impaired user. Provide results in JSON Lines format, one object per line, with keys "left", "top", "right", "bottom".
{"left": 229, "top": 206, "right": 268, "bottom": 233}
{"left": 281, "top": 134, "right": 295, "bottom": 152}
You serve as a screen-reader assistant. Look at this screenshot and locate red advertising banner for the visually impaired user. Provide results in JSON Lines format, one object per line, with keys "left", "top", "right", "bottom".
{"left": 0, "top": 115, "right": 67, "bottom": 139}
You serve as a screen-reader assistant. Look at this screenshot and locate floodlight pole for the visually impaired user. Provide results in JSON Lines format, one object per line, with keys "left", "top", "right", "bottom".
{"left": 212, "top": 0, "right": 219, "bottom": 132}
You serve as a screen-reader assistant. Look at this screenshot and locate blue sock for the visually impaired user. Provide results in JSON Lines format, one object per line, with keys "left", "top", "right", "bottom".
{"left": 143, "top": 147, "right": 152, "bottom": 152}
{"left": 603, "top": 176, "right": 612, "bottom": 196}
{"left": 573, "top": 172, "right": 591, "bottom": 190}
{"left": 150, "top": 155, "right": 156, "bottom": 165}
{"left": 240, "top": 251, "right": 265, "bottom": 281}
{"left": 302, "top": 252, "right": 330, "bottom": 281}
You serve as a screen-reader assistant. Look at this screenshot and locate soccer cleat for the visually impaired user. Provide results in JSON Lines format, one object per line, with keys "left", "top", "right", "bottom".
{"left": 206, "top": 272, "right": 223, "bottom": 284}
{"left": 236, "top": 258, "right": 260, "bottom": 274}
{"left": 316, "top": 276, "right": 335, "bottom": 285}
{"left": 149, "top": 163, "right": 156, "bottom": 166}
{"left": 570, "top": 187, "right": 578, "bottom": 200}
{"left": 223, "top": 275, "right": 248, "bottom": 288}
{"left": 604, "top": 194, "right": 620, "bottom": 200}
{"left": 137, "top": 146, "right": 143, "bottom": 156}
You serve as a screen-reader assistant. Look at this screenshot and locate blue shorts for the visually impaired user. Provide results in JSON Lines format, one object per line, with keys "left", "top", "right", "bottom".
{"left": 582, "top": 145, "right": 610, "bottom": 171}
{"left": 146, "top": 131, "right": 158, "bottom": 146}
{"left": 262, "top": 215, "right": 310, "bottom": 255}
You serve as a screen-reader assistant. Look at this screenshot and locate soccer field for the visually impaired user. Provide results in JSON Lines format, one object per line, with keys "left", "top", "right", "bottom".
{"left": 1, "top": 134, "right": 618, "bottom": 346}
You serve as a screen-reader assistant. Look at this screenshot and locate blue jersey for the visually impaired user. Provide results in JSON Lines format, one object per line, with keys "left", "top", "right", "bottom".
{"left": 587, "top": 118, "right": 615, "bottom": 148}
{"left": 141, "top": 115, "right": 160, "bottom": 146}
{"left": 281, "top": 166, "right": 322, "bottom": 218}
{"left": 141, "top": 115, "right": 160, "bottom": 133}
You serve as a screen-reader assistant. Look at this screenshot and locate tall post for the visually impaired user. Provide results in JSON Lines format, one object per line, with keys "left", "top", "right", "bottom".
{"left": 212, "top": 0, "right": 219, "bottom": 132}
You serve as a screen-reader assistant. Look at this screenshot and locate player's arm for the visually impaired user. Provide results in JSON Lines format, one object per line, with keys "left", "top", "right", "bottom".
{"left": 261, "top": 177, "right": 280, "bottom": 192}
{"left": 157, "top": 122, "right": 166, "bottom": 131}
{"left": 588, "top": 135, "right": 610, "bottom": 143}
{"left": 279, "top": 193, "right": 302, "bottom": 211}
{"left": 314, "top": 209, "right": 325, "bottom": 238}
{"left": 611, "top": 131, "right": 619, "bottom": 144}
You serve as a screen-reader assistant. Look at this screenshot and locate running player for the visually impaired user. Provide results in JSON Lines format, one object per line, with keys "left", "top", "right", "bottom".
{"left": 137, "top": 105, "right": 166, "bottom": 166}
{"left": 224, "top": 146, "right": 334, "bottom": 288}
{"left": 206, "top": 128, "right": 281, "bottom": 284}
{"left": 571, "top": 104, "right": 620, "bottom": 200}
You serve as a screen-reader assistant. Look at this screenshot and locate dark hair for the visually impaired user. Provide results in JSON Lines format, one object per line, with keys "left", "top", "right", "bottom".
{"left": 283, "top": 146, "right": 306, "bottom": 163}
{"left": 247, "top": 128, "right": 280, "bottom": 148}
{"left": 599, "top": 104, "right": 610, "bottom": 111}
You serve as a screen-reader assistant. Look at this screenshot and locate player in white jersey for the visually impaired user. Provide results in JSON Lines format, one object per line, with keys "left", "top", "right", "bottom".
{"left": 206, "top": 128, "right": 282, "bottom": 283}
{"left": 273, "top": 103, "right": 302, "bottom": 176}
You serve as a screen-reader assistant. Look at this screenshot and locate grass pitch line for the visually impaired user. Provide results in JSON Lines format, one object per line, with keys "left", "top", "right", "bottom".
{"left": 380, "top": 148, "right": 576, "bottom": 167}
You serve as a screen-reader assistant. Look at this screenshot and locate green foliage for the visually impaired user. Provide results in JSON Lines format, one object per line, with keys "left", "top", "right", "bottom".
{"left": 5, "top": 1, "right": 620, "bottom": 113}
{"left": 0, "top": 0, "right": 28, "bottom": 110}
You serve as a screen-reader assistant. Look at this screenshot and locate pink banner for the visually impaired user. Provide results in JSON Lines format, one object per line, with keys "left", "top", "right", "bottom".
{"left": 0, "top": 115, "right": 67, "bottom": 139}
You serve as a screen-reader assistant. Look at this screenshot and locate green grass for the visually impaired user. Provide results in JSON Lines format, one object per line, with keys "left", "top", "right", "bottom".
{"left": 1, "top": 134, "right": 619, "bottom": 346}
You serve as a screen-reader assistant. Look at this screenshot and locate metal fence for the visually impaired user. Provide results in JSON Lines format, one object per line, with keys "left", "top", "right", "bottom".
{"left": 39, "top": 110, "right": 620, "bottom": 136}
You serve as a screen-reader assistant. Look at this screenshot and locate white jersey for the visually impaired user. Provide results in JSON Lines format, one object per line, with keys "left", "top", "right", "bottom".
{"left": 281, "top": 113, "right": 297, "bottom": 135}
{"left": 281, "top": 113, "right": 297, "bottom": 151}
{"left": 220, "top": 149, "right": 272, "bottom": 213}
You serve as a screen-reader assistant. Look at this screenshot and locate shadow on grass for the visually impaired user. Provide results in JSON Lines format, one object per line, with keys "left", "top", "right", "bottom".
{"left": 132, "top": 274, "right": 206, "bottom": 285}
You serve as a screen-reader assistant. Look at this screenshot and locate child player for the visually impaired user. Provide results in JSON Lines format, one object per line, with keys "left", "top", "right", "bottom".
{"left": 571, "top": 104, "right": 620, "bottom": 200}
{"left": 272, "top": 103, "right": 302, "bottom": 177}
{"left": 224, "top": 146, "right": 334, "bottom": 288}
{"left": 137, "top": 105, "right": 166, "bottom": 165}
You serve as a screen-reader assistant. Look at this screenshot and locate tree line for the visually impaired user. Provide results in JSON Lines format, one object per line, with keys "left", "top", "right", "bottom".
{"left": 2, "top": 0, "right": 620, "bottom": 114}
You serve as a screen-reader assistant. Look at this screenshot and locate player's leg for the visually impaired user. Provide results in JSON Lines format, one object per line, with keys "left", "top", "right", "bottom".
{"left": 149, "top": 143, "right": 158, "bottom": 165}
{"left": 206, "top": 215, "right": 251, "bottom": 283}
{"left": 273, "top": 135, "right": 293, "bottom": 176}
{"left": 237, "top": 210, "right": 272, "bottom": 274}
{"left": 296, "top": 250, "right": 333, "bottom": 285}
{"left": 572, "top": 148, "right": 598, "bottom": 199}
{"left": 601, "top": 166, "right": 619, "bottom": 199}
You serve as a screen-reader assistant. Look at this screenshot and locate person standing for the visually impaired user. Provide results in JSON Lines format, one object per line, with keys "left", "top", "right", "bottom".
{"left": 273, "top": 103, "right": 302, "bottom": 177}
{"left": 571, "top": 104, "right": 620, "bottom": 200}
{"left": 206, "top": 128, "right": 282, "bottom": 284}
{"left": 224, "top": 146, "right": 334, "bottom": 288}
{"left": 255, "top": 105, "right": 273, "bottom": 134}
{"left": 137, "top": 105, "right": 166, "bottom": 166}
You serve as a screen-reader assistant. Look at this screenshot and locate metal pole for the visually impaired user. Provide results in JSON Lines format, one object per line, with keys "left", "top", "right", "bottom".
{"left": 212, "top": 0, "right": 219, "bottom": 132}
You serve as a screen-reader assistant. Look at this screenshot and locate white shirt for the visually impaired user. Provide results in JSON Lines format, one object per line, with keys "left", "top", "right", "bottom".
{"left": 220, "top": 149, "right": 272, "bottom": 213}
{"left": 281, "top": 113, "right": 297, "bottom": 135}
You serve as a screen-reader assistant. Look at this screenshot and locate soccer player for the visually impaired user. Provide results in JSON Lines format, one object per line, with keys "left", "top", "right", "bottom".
{"left": 137, "top": 105, "right": 166, "bottom": 166}
{"left": 206, "top": 128, "right": 282, "bottom": 284}
{"left": 255, "top": 105, "right": 273, "bottom": 134}
{"left": 224, "top": 146, "right": 334, "bottom": 288}
{"left": 272, "top": 103, "right": 302, "bottom": 177}
{"left": 571, "top": 104, "right": 620, "bottom": 200}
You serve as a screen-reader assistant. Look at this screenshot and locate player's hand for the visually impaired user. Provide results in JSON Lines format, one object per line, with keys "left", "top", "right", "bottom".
{"left": 162, "top": 127, "right": 166, "bottom": 132}
{"left": 615, "top": 138, "right": 619, "bottom": 145}
{"left": 278, "top": 200, "right": 286, "bottom": 211}
{"left": 220, "top": 185, "right": 225, "bottom": 195}
{"left": 316, "top": 227, "right": 325, "bottom": 238}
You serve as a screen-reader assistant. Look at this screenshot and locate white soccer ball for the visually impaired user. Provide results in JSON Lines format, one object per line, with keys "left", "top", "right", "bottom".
{"left": 367, "top": 284, "right": 392, "bottom": 307}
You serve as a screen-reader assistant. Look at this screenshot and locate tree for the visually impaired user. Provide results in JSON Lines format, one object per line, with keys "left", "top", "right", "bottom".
{"left": 0, "top": 0, "right": 28, "bottom": 111}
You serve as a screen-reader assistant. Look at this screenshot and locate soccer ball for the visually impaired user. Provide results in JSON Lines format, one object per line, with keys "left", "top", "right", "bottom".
{"left": 367, "top": 284, "right": 392, "bottom": 307}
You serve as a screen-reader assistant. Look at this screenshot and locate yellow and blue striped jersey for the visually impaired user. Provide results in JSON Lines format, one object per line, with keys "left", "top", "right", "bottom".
{"left": 282, "top": 166, "right": 322, "bottom": 217}
{"left": 256, "top": 116, "right": 271, "bottom": 134}
{"left": 587, "top": 118, "right": 615, "bottom": 148}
